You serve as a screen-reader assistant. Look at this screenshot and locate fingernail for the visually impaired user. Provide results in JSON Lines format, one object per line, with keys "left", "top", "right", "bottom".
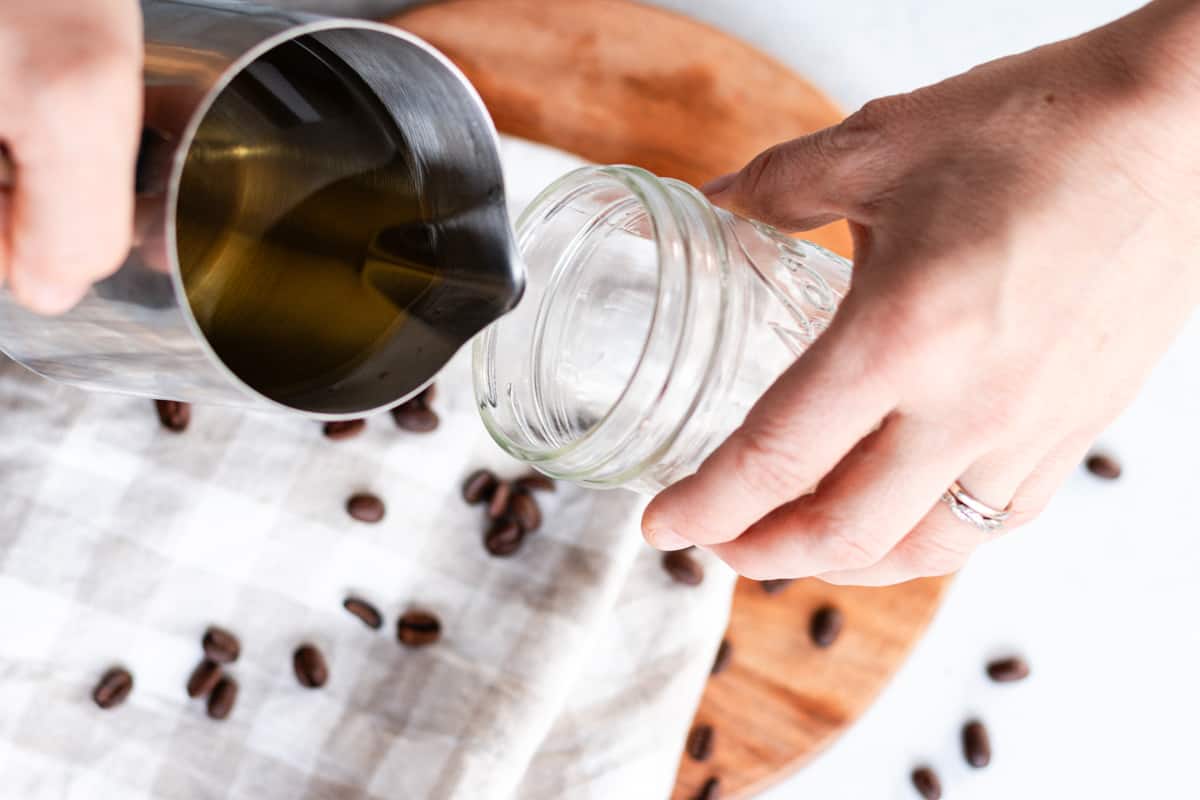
{"left": 645, "top": 525, "right": 692, "bottom": 551}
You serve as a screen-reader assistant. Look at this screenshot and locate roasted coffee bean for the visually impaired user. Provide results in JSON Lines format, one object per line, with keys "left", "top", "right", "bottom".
{"left": 515, "top": 473, "right": 556, "bottom": 494}
{"left": 323, "top": 419, "right": 366, "bottom": 440}
{"left": 343, "top": 596, "right": 383, "bottom": 630}
{"left": 346, "top": 492, "right": 386, "bottom": 523}
{"left": 962, "top": 719, "right": 991, "bottom": 768}
{"left": 293, "top": 644, "right": 329, "bottom": 689}
{"left": 662, "top": 550, "right": 704, "bottom": 586}
{"left": 694, "top": 777, "right": 720, "bottom": 800}
{"left": 186, "top": 659, "right": 222, "bottom": 699}
{"left": 462, "top": 469, "right": 499, "bottom": 505}
{"left": 207, "top": 676, "right": 238, "bottom": 720}
{"left": 510, "top": 491, "right": 542, "bottom": 532}
{"left": 484, "top": 518, "right": 525, "bottom": 557}
{"left": 986, "top": 655, "right": 1031, "bottom": 683}
{"left": 1085, "top": 452, "right": 1122, "bottom": 480}
{"left": 760, "top": 579, "right": 793, "bottom": 595}
{"left": 397, "top": 610, "right": 442, "bottom": 647}
{"left": 809, "top": 605, "right": 843, "bottom": 648}
{"left": 686, "top": 723, "right": 715, "bottom": 762}
{"left": 487, "top": 480, "right": 513, "bottom": 519}
{"left": 391, "top": 402, "right": 440, "bottom": 433}
{"left": 92, "top": 667, "right": 133, "bottom": 709}
{"left": 710, "top": 638, "right": 732, "bottom": 676}
{"left": 155, "top": 399, "right": 190, "bottom": 432}
{"left": 418, "top": 383, "right": 437, "bottom": 405}
{"left": 202, "top": 626, "right": 241, "bottom": 663}
{"left": 910, "top": 766, "right": 942, "bottom": 800}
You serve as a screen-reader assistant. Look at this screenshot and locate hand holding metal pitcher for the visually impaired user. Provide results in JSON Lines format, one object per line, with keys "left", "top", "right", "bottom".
{"left": 0, "top": 0, "right": 522, "bottom": 419}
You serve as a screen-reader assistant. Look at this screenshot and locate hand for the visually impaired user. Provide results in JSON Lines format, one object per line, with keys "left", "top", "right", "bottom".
{"left": 0, "top": 1, "right": 142, "bottom": 314}
{"left": 642, "top": 0, "right": 1200, "bottom": 584}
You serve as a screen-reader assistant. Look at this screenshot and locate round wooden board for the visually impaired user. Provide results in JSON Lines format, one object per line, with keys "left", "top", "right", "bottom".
{"left": 389, "top": 2, "right": 951, "bottom": 797}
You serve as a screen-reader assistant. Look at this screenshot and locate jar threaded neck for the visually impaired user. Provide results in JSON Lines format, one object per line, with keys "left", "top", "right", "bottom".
{"left": 473, "top": 166, "right": 732, "bottom": 490}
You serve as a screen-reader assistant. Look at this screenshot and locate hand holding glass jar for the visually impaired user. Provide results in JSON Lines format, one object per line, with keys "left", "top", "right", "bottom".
{"left": 480, "top": 0, "right": 1200, "bottom": 585}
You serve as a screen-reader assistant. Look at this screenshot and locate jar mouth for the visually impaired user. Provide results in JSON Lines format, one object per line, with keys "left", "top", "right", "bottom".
{"left": 473, "top": 165, "right": 704, "bottom": 482}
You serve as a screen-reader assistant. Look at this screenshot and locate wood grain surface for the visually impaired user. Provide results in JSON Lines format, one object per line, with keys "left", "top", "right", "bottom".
{"left": 389, "top": 2, "right": 950, "bottom": 797}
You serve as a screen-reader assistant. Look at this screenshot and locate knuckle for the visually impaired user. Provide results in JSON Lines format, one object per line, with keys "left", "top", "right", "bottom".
{"left": 836, "top": 97, "right": 897, "bottom": 143}
{"left": 860, "top": 294, "right": 990, "bottom": 390}
{"left": 978, "top": 388, "right": 1029, "bottom": 430}
{"left": 901, "top": 531, "right": 975, "bottom": 576}
{"left": 739, "top": 144, "right": 787, "bottom": 201}
{"left": 818, "top": 526, "right": 885, "bottom": 571}
{"left": 729, "top": 426, "right": 803, "bottom": 500}
{"left": 26, "top": 34, "right": 139, "bottom": 113}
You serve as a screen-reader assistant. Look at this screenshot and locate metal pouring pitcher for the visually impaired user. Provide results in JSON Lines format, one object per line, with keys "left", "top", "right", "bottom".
{"left": 0, "top": 0, "right": 523, "bottom": 419}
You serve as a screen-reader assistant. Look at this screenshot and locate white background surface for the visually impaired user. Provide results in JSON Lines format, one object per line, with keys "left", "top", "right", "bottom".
{"left": 630, "top": 1, "right": 1199, "bottom": 798}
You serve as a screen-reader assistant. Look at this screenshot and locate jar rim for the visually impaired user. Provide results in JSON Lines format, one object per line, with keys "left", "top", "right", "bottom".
{"left": 470, "top": 163, "right": 720, "bottom": 482}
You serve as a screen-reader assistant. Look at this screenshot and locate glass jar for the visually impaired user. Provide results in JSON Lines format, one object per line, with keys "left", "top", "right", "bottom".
{"left": 473, "top": 165, "right": 852, "bottom": 493}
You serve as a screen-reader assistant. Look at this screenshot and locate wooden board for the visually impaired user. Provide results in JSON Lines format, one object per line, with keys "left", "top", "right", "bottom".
{"left": 389, "top": 2, "right": 950, "bottom": 797}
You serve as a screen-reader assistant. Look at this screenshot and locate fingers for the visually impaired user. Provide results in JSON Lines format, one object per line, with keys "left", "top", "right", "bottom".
{"left": 703, "top": 97, "right": 899, "bottom": 233}
{"left": 704, "top": 123, "right": 878, "bottom": 232}
{"left": 3, "top": 21, "right": 142, "bottom": 314}
{"left": 707, "top": 413, "right": 974, "bottom": 580}
{"left": 642, "top": 305, "right": 896, "bottom": 551}
{"left": 1008, "top": 429, "right": 1098, "bottom": 525}
{"left": 816, "top": 443, "right": 1050, "bottom": 586}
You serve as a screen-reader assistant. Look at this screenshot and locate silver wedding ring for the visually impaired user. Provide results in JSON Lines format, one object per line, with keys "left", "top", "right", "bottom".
{"left": 941, "top": 480, "right": 1012, "bottom": 533}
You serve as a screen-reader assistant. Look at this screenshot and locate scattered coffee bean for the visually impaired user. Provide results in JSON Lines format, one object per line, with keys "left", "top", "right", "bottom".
{"left": 962, "top": 719, "right": 991, "bottom": 768}
{"left": 487, "top": 480, "right": 513, "bottom": 519}
{"left": 418, "top": 383, "right": 437, "bottom": 405}
{"left": 694, "top": 776, "right": 720, "bottom": 800}
{"left": 662, "top": 550, "right": 704, "bottom": 586}
{"left": 186, "top": 659, "right": 222, "bottom": 699}
{"left": 761, "top": 579, "right": 793, "bottom": 595}
{"left": 686, "top": 723, "right": 715, "bottom": 761}
{"left": 462, "top": 469, "right": 499, "bottom": 505}
{"left": 343, "top": 596, "right": 383, "bottom": 630}
{"left": 910, "top": 766, "right": 942, "bottom": 800}
{"left": 510, "top": 491, "right": 542, "bottom": 532}
{"left": 202, "top": 626, "right": 241, "bottom": 663}
{"left": 809, "top": 605, "right": 843, "bottom": 648}
{"left": 515, "top": 473, "right": 556, "bottom": 494}
{"left": 92, "top": 667, "right": 133, "bottom": 710}
{"left": 391, "top": 401, "right": 440, "bottom": 433}
{"left": 346, "top": 492, "right": 386, "bottom": 523}
{"left": 154, "top": 399, "right": 190, "bottom": 432}
{"left": 484, "top": 518, "right": 525, "bottom": 557}
{"left": 293, "top": 644, "right": 329, "bottom": 689}
{"left": 710, "top": 638, "right": 732, "bottom": 676}
{"left": 986, "top": 655, "right": 1031, "bottom": 683}
{"left": 1085, "top": 452, "right": 1121, "bottom": 480}
{"left": 323, "top": 419, "right": 366, "bottom": 440}
{"left": 207, "top": 676, "right": 238, "bottom": 720}
{"left": 396, "top": 610, "right": 442, "bottom": 647}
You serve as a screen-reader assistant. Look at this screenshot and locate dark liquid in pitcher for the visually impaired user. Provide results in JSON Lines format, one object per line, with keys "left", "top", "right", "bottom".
{"left": 175, "top": 37, "right": 444, "bottom": 407}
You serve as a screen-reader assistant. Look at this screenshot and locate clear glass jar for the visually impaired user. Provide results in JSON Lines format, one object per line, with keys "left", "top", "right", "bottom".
{"left": 473, "top": 165, "right": 851, "bottom": 493}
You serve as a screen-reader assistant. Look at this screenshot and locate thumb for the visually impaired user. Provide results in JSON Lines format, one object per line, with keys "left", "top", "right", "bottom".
{"left": 705, "top": 123, "right": 871, "bottom": 233}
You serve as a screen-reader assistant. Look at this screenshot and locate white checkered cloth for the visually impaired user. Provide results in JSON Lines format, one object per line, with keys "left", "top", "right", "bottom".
{"left": 0, "top": 136, "right": 737, "bottom": 799}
